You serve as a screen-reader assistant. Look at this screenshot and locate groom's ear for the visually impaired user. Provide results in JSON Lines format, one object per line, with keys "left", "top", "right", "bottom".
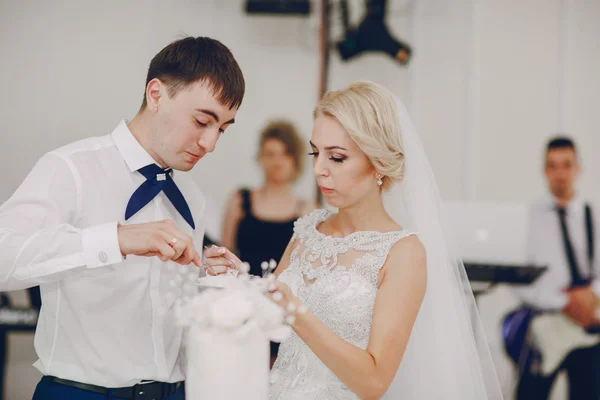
{"left": 145, "top": 78, "right": 164, "bottom": 112}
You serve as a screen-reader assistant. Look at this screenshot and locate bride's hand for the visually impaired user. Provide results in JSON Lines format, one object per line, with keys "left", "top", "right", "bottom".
{"left": 267, "top": 280, "right": 306, "bottom": 321}
{"left": 202, "top": 245, "right": 242, "bottom": 275}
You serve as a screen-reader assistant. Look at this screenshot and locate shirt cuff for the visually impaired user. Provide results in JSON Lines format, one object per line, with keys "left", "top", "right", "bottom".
{"left": 592, "top": 280, "right": 600, "bottom": 299}
{"left": 552, "top": 293, "right": 569, "bottom": 311}
{"left": 82, "top": 221, "right": 124, "bottom": 268}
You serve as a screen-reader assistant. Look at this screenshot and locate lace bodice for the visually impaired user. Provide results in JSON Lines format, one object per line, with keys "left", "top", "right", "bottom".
{"left": 269, "top": 209, "right": 415, "bottom": 399}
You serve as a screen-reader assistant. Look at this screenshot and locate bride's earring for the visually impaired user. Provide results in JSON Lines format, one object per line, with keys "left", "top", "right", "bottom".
{"left": 376, "top": 174, "right": 383, "bottom": 186}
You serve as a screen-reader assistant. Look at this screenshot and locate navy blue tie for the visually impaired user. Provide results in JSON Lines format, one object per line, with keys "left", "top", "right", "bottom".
{"left": 125, "top": 164, "right": 195, "bottom": 229}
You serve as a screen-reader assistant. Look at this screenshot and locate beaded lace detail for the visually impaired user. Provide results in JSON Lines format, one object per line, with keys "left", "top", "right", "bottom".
{"left": 269, "top": 209, "right": 415, "bottom": 399}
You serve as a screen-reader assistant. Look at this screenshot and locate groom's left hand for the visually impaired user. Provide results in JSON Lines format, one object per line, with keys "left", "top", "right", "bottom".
{"left": 202, "top": 245, "right": 241, "bottom": 275}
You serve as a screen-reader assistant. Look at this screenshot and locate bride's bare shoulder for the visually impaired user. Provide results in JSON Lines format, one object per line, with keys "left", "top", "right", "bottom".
{"left": 396, "top": 233, "right": 425, "bottom": 255}
{"left": 383, "top": 234, "right": 426, "bottom": 279}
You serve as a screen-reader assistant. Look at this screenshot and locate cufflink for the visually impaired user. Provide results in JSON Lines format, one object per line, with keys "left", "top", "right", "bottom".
{"left": 156, "top": 173, "right": 166, "bottom": 181}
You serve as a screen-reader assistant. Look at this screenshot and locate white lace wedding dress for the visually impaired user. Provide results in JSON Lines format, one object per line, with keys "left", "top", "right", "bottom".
{"left": 269, "top": 209, "right": 415, "bottom": 399}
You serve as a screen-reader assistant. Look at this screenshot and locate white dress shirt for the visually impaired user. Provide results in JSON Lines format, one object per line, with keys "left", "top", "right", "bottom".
{"left": 0, "top": 120, "right": 205, "bottom": 387}
{"left": 514, "top": 195, "right": 600, "bottom": 310}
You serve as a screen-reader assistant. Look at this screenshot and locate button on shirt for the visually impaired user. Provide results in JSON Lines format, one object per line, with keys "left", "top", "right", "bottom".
{"left": 0, "top": 120, "right": 205, "bottom": 387}
{"left": 514, "top": 195, "right": 600, "bottom": 310}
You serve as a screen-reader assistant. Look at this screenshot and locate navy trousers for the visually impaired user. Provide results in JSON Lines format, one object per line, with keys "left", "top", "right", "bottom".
{"left": 516, "top": 344, "right": 600, "bottom": 399}
{"left": 32, "top": 376, "right": 185, "bottom": 400}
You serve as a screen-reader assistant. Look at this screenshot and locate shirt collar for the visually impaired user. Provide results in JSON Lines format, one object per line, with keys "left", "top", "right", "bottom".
{"left": 543, "top": 192, "right": 585, "bottom": 215}
{"left": 111, "top": 120, "right": 159, "bottom": 172}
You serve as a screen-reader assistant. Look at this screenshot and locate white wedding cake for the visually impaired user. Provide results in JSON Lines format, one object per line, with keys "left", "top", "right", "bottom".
{"left": 176, "top": 269, "right": 290, "bottom": 400}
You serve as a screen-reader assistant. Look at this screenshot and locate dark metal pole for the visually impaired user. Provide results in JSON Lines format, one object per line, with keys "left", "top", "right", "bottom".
{"left": 316, "top": 0, "right": 331, "bottom": 207}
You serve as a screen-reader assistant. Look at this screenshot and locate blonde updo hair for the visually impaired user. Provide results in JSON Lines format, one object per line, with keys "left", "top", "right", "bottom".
{"left": 313, "top": 81, "right": 405, "bottom": 191}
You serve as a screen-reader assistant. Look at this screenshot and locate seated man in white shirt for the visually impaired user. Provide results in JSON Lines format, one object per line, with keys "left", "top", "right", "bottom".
{"left": 0, "top": 36, "right": 244, "bottom": 400}
{"left": 513, "top": 137, "right": 600, "bottom": 400}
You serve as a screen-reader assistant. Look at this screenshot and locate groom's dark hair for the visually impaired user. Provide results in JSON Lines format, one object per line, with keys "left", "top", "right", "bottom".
{"left": 140, "top": 36, "right": 245, "bottom": 110}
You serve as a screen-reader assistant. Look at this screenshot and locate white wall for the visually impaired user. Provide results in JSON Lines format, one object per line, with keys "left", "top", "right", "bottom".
{"left": 1, "top": 0, "right": 599, "bottom": 399}
{"left": 1, "top": 0, "right": 598, "bottom": 208}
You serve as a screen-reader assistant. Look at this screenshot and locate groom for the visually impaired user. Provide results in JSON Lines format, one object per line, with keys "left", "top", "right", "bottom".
{"left": 0, "top": 36, "right": 244, "bottom": 399}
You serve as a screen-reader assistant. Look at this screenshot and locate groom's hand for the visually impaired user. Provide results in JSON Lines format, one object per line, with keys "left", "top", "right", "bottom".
{"left": 117, "top": 220, "right": 202, "bottom": 266}
{"left": 202, "top": 246, "right": 241, "bottom": 275}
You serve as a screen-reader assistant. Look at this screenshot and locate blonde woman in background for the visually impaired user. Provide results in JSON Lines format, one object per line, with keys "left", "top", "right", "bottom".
{"left": 221, "top": 120, "right": 316, "bottom": 276}
{"left": 221, "top": 120, "right": 316, "bottom": 365}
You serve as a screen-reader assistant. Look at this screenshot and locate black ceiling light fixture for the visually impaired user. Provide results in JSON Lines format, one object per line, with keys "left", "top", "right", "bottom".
{"left": 244, "top": 0, "right": 311, "bottom": 16}
{"left": 336, "top": 0, "right": 412, "bottom": 65}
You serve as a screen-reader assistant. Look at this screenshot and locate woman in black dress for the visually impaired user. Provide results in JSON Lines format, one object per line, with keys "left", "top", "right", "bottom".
{"left": 221, "top": 119, "right": 315, "bottom": 364}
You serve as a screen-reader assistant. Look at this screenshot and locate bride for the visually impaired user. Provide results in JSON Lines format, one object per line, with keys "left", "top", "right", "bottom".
{"left": 204, "top": 81, "right": 503, "bottom": 399}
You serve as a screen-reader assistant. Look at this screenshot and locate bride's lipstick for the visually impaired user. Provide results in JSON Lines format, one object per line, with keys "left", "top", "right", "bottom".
{"left": 318, "top": 185, "right": 334, "bottom": 194}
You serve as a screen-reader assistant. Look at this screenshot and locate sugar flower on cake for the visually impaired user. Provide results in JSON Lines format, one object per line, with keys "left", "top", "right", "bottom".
{"left": 175, "top": 273, "right": 291, "bottom": 342}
